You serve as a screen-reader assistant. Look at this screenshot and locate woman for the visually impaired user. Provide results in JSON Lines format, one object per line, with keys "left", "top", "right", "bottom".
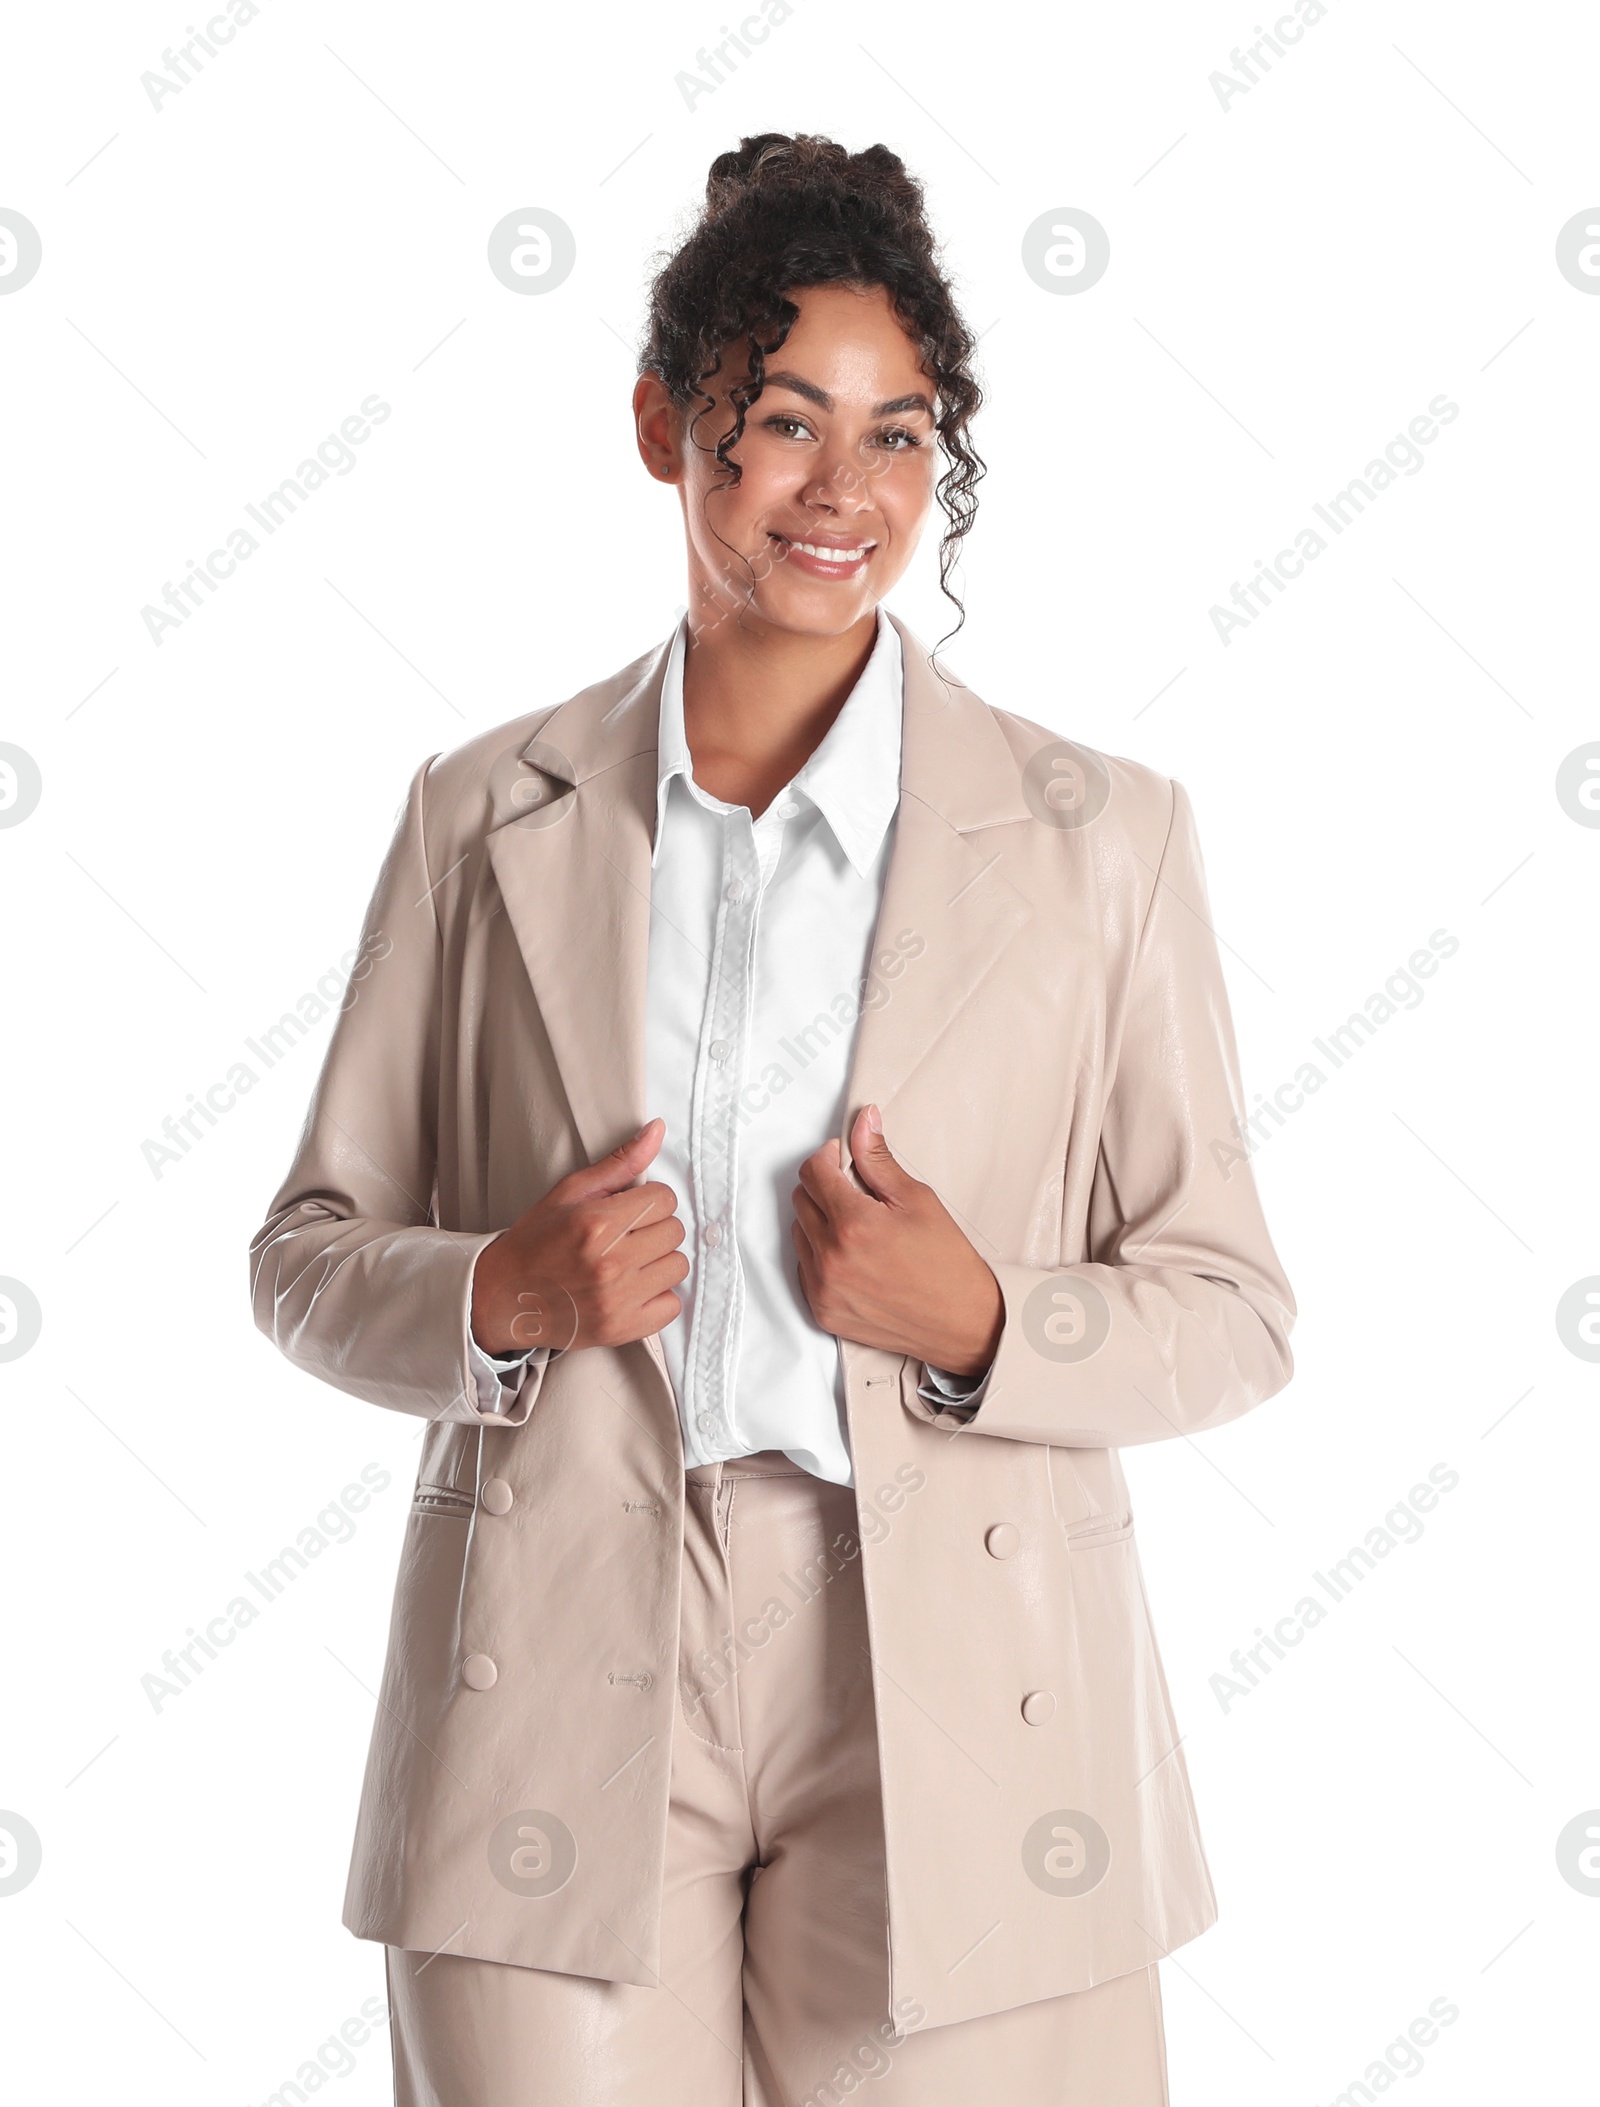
{"left": 251, "top": 133, "right": 1295, "bottom": 2106}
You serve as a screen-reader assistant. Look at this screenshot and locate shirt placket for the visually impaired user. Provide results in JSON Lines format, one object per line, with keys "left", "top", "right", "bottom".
{"left": 683, "top": 798, "right": 790, "bottom": 1457}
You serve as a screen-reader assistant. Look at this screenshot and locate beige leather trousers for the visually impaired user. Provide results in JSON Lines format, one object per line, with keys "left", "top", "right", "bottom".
{"left": 386, "top": 1452, "right": 1169, "bottom": 2105}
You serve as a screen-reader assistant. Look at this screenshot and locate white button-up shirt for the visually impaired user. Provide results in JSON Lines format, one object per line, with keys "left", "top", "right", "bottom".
{"left": 469, "top": 607, "right": 984, "bottom": 1484}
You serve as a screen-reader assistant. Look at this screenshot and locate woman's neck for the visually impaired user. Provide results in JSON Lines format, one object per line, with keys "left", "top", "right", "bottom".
{"left": 680, "top": 603, "right": 879, "bottom": 817}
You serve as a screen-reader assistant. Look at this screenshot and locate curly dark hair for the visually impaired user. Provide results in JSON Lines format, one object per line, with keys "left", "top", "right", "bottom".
{"left": 639, "top": 132, "right": 985, "bottom": 649}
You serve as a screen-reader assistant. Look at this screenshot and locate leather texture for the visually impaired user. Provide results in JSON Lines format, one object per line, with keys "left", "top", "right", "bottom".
{"left": 384, "top": 1452, "right": 1169, "bottom": 2102}
{"left": 248, "top": 610, "right": 1295, "bottom": 2031}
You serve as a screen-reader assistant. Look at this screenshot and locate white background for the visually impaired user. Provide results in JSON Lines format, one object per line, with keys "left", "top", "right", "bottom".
{"left": 2, "top": 1, "right": 1597, "bottom": 2100}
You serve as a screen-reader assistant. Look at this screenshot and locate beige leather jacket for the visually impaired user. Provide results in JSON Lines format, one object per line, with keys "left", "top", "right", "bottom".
{"left": 249, "top": 611, "right": 1295, "bottom": 2030}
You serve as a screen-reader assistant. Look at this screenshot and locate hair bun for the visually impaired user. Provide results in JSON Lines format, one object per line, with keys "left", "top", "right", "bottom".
{"left": 705, "top": 132, "right": 860, "bottom": 207}
{"left": 705, "top": 134, "right": 794, "bottom": 200}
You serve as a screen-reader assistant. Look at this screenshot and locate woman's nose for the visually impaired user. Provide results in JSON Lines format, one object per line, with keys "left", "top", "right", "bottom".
{"left": 805, "top": 452, "right": 877, "bottom": 514}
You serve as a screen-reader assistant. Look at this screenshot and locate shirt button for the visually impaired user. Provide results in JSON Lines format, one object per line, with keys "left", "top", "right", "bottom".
{"left": 709, "top": 1038, "right": 731, "bottom": 1061}
{"left": 697, "top": 1412, "right": 715, "bottom": 1432}
{"left": 703, "top": 1222, "right": 723, "bottom": 1248}
{"left": 775, "top": 800, "right": 798, "bottom": 819}
{"left": 725, "top": 880, "right": 746, "bottom": 903}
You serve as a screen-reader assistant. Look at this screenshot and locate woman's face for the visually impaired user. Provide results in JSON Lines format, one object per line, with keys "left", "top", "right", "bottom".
{"left": 635, "top": 281, "right": 940, "bottom": 640}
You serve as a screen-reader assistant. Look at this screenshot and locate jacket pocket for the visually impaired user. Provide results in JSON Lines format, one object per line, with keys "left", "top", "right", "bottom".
{"left": 1046, "top": 1444, "right": 1134, "bottom": 1546}
{"left": 1061, "top": 1508, "right": 1135, "bottom": 1549}
{"left": 410, "top": 1484, "right": 475, "bottom": 1518}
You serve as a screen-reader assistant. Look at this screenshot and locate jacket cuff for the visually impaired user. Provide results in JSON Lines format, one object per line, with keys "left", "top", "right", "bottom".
{"left": 448, "top": 1236, "right": 551, "bottom": 1428}
{"left": 466, "top": 1333, "right": 553, "bottom": 1419}
{"left": 917, "top": 1360, "right": 990, "bottom": 1420}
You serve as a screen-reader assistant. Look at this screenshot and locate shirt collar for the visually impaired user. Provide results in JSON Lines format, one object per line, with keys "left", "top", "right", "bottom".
{"left": 652, "top": 607, "right": 903, "bottom": 879}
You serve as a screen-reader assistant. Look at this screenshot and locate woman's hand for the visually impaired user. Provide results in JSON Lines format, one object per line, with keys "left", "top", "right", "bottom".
{"left": 469, "top": 1119, "right": 688, "bottom": 1355}
{"left": 791, "top": 1105, "right": 1004, "bottom": 1377}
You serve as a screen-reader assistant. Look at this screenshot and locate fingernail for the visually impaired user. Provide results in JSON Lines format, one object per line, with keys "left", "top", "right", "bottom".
{"left": 866, "top": 1104, "right": 883, "bottom": 1133}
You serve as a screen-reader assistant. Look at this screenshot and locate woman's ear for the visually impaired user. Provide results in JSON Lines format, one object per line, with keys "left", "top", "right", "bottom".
{"left": 633, "top": 373, "right": 682, "bottom": 484}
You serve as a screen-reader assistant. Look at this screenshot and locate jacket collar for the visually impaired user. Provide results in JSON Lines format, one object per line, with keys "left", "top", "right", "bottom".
{"left": 516, "top": 606, "right": 1034, "bottom": 837}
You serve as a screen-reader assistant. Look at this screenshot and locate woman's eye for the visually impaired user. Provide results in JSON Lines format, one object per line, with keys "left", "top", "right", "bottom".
{"left": 875, "top": 427, "right": 923, "bottom": 451}
{"left": 765, "top": 415, "right": 812, "bottom": 439}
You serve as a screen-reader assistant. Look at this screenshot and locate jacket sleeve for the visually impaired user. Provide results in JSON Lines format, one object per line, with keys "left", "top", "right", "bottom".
{"left": 922, "top": 778, "right": 1295, "bottom": 1451}
{"left": 248, "top": 755, "right": 551, "bottom": 1428}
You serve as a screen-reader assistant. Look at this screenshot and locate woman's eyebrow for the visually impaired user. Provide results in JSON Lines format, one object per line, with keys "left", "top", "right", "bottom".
{"left": 760, "top": 369, "right": 935, "bottom": 418}
{"left": 759, "top": 369, "right": 830, "bottom": 409}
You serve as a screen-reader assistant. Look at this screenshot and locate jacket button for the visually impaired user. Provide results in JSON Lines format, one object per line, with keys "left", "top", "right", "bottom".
{"left": 461, "top": 1654, "right": 498, "bottom": 1690}
{"left": 985, "top": 1522, "right": 1020, "bottom": 1559}
{"left": 1021, "top": 1689, "right": 1055, "bottom": 1725}
{"left": 480, "top": 1478, "right": 514, "bottom": 1514}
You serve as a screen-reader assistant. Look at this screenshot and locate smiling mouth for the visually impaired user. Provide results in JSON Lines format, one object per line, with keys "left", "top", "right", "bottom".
{"left": 768, "top": 533, "right": 877, "bottom": 570}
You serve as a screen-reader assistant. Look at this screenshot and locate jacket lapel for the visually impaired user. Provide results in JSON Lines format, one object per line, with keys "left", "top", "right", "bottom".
{"left": 837, "top": 611, "right": 1034, "bottom": 1151}
{"left": 484, "top": 638, "right": 668, "bottom": 1170}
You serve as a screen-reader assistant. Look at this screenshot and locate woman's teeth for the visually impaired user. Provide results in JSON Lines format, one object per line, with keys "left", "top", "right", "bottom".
{"left": 779, "top": 539, "right": 872, "bottom": 564}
